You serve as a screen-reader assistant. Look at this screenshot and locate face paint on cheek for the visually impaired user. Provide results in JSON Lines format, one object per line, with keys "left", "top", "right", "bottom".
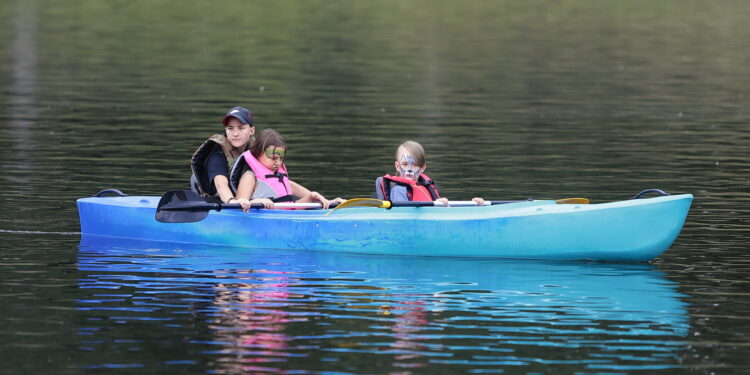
{"left": 264, "top": 147, "right": 286, "bottom": 171}
{"left": 398, "top": 153, "right": 421, "bottom": 180}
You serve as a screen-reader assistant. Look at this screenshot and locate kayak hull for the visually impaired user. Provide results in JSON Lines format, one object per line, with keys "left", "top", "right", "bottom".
{"left": 77, "top": 194, "right": 693, "bottom": 261}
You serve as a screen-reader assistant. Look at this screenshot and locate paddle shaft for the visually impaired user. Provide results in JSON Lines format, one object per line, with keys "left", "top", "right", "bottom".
{"left": 390, "top": 201, "right": 491, "bottom": 207}
{"left": 386, "top": 199, "right": 587, "bottom": 208}
{"left": 154, "top": 190, "right": 588, "bottom": 223}
{"left": 162, "top": 200, "right": 533, "bottom": 212}
{"left": 160, "top": 201, "right": 339, "bottom": 212}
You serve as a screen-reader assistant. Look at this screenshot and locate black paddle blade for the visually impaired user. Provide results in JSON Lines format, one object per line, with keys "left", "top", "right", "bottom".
{"left": 155, "top": 190, "right": 213, "bottom": 223}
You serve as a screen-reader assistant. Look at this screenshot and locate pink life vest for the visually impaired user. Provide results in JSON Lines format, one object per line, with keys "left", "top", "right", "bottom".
{"left": 240, "top": 151, "right": 294, "bottom": 202}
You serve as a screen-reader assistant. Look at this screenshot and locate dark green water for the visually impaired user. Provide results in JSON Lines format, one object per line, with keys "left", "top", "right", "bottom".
{"left": 1, "top": 0, "right": 749, "bottom": 373}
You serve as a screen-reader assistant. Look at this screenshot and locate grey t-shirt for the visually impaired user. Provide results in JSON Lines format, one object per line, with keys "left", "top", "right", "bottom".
{"left": 390, "top": 185, "right": 409, "bottom": 201}
{"left": 244, "top": 171, "right": 288, "bottom": 199}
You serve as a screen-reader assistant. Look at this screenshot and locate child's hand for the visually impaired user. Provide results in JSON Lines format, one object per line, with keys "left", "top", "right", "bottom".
{"left": 308, "top": 191, "right": 333, "bottom": 209}
{"left": 436, "top": 198, "right": 450, "bottom": 207}
{"left": 246, "top": 198, "right": 274, "bottom": 211}
{"left": 234, "top": 197, "right": 252, "bottom": 212}
{"left": 472, "top": 197, "right": 486, "bottom": 206}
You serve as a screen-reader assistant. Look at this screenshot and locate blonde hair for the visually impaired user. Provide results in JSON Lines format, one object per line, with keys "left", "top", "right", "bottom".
{"left": 396, "top": 141, "right": 426, "bottom": 166}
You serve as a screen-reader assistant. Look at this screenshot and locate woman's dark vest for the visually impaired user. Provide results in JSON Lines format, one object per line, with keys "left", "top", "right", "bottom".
{"left": 190, "top": 134, "right": 248, "bottom": 197}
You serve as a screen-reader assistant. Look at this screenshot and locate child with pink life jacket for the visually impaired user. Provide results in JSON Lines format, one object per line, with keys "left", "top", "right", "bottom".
{"left": 376, "top": 141, "right": 485, "bottom": 206}
{"left": 230, "top": 129, "right": 344, "bottom": 211}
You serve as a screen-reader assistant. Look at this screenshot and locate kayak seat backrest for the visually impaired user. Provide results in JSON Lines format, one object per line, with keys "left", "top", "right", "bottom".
{"left": 229, "top": 156, "right": 251, "bottom": 195}
{"left": 190, "top": 174, "right": 201, "bottom": 194}
{"left": 374, "top": 177, "right": 386, "bottom": 200}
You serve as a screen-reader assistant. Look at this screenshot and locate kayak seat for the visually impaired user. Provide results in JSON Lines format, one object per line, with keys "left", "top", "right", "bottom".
{"left": 229, "top": 156, "right": 252, "bottom": 195}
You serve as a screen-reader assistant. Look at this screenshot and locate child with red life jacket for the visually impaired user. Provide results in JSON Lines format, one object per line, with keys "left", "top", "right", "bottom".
{"left": 376, "top": 141, "right": 485, "bottom": 206}
{"left": 231, "top": 129, "right": 344, "bottom": 211}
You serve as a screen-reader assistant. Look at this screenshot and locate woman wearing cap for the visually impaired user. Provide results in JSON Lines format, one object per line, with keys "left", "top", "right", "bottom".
{"left": 190, "top": 106, "right": 264, "bottom": 210}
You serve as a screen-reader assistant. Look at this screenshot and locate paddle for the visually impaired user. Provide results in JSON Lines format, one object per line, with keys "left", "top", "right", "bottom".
{"left": 155, "top": 190, "right": 339, "bottom": 223}
{"left": 156, "top": 190, "right": 589, "bottom": 222}
{"left": 325, "top": 197, "right": 589, "bottom": 214}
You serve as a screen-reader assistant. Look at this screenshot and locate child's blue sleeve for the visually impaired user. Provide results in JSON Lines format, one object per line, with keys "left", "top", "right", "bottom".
{"left": 390, "top": 185, "right": 409, "bottom": 202}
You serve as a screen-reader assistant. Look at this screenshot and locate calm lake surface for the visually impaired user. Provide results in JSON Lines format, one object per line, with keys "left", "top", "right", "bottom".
{"left": 1, "top": 0, "right": 749, "bottom": 373}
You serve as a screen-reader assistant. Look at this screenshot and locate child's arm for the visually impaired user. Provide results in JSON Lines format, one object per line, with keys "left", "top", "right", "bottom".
{"left": 236, "top": 172, "right": 258, "bottom": 202}
{"left": 289, "top": 180, "right": 311, "bottom": 198}
{"left": 290, "top": 180, "right": 343, "bottom": 209}
{"left": 235, "top": 172, "right": 274, "bottom": 210}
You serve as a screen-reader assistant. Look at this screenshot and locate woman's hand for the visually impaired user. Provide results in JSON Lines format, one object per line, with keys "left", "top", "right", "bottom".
{"left": 472, "top": 197, "right": 486, "bottom": 206}
{"left": 436, "top": 197, "right": 450, "bottom": 207}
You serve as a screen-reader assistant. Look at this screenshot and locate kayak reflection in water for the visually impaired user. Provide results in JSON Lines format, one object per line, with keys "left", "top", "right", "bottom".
{"left": 231, "top": 129, "right": 345, "bottom": 211}
{"left": 375, "top": 140, "right": 484, "bottom": 206}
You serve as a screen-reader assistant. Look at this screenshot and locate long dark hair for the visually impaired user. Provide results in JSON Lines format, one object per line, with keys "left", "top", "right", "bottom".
{"left": 251, "top": 129, "right": 287, "bottom": 158}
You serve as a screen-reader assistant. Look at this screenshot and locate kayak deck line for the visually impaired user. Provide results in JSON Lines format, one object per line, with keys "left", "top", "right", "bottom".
{"left": 77, "top": 193, "right": 693, "bottom": 261}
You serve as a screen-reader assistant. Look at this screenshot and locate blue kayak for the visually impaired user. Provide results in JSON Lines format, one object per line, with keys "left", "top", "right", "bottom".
{"left": 77, "top": 191, "right": 692, "bottom": 261}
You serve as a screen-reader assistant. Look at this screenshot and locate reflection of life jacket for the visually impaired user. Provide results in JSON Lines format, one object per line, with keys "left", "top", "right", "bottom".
{"left": 378, "top": 174, "right": 441, "bottom": 201}
{"left": 230, "top": 151, "right": 294, "bottom": 202}
{"left": 190, "top": 134, "right": 251, "bottom": 197}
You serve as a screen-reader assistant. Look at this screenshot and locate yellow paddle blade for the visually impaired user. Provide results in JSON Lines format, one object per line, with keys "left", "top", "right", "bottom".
{"left": 325, "top": 198, "right": 390, "bottom": 215}
{"left": 555, "top": 198, "right": 589, "bottom": 204}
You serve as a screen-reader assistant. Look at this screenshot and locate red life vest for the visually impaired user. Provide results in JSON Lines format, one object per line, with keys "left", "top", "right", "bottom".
{"left": 379, "top": 174, "right": 441, "bottom": 201}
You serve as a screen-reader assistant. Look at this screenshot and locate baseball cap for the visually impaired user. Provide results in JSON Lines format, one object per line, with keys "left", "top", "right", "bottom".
{"left": 222, "top": 107, "right": 254, "bottom": 126}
